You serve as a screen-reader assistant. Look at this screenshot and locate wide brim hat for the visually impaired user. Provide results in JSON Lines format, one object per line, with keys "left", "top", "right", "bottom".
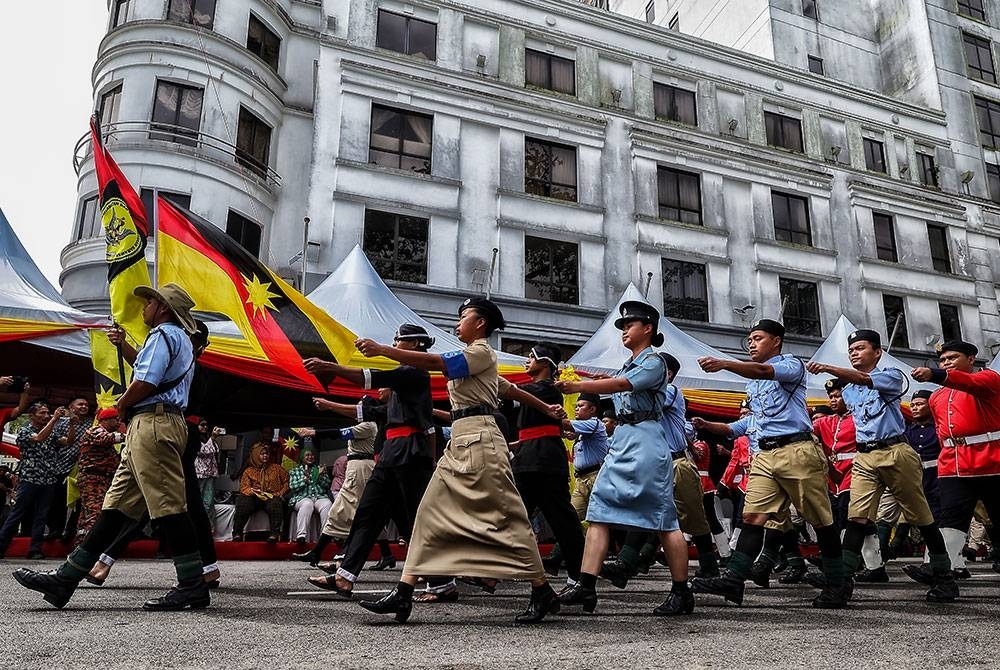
{"left": 134, "top": 283, "right": 198, "bottom": 334}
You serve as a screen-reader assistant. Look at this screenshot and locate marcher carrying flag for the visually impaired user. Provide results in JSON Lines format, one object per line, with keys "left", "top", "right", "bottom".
{"left": 155, "top": 197, "right": 355, "bottom": 391}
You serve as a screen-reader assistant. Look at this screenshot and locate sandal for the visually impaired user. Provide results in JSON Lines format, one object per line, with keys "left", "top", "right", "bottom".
{"left": 307, "top": 574, "right": 353, "bottom": 598}
{"left": 414, "top": 589, "right": 459, "bottom": 604}
{"left": 316, "top": 561, "right": 340, "bottom": 574}
{"left": 457, "top": 577, "right": 498, "bottom": 594}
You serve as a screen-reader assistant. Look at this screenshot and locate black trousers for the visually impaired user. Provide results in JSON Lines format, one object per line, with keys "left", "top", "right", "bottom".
{"left": 703, "top": 493, "right": 725, "bottom": 535}
{"left": 515, "top": 470, "right": 585, "bottom": 580}
{"left": 938, "top": 475, "right": 1000, "bottom": 533}
{"left": 339, "top": 459, "right": 434, "bottom": 578}
{"left": 233, "top": 495, "right": 284, "bottom": 535}
{"left": 46, "top": 476, "right": 71, "bottom": 536}
{"left": 831, "top": 492, "right": 851, "bottom": 531}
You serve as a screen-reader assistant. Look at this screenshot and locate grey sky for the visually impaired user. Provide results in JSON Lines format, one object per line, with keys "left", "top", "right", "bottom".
{"left": 0, "top": 1, "right": 108, "bottom": 286}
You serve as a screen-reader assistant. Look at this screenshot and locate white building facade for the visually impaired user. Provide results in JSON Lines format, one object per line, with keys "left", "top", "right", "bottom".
{"left": 62, "top": 0, "right": 1000, "bottom": 365}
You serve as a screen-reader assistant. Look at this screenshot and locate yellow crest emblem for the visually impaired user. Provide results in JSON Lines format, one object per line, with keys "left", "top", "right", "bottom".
{"left": 102, "top": 196, "right": 143, "bottom": 264}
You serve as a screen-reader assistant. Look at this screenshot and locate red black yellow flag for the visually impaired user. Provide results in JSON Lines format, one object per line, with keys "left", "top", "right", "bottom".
{"left": 156, "top": 197, "right": 356, "bottom": 391}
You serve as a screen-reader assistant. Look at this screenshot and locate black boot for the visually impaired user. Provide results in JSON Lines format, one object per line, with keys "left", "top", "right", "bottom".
{"left": 371, "top": 555, "right": 396, "bottom": 571}
{"left": 143, "top": 578, "right": 210, "bottom": 611}
{"left": 291, "top": 547, "right": 321, "bottom": 566}
{"left": 695, "top": 551, "right": 720, "bottom": 579}
{"left": 811, "top": 580, "right": 850, "bottom": 609}
{"left": 926, "top": 570, "right": 959, "bottom": 603}
{"left": 515, "top": 583, "right": 560, "bottom": 623}
{"left": 749, "top": 559, "right": 771, "bottom": 588}
{"left": 557, "top": 583, "right": 598, "bottom": 613}
{"left": 902, "top": 562, "right": 934, "bottom": 586}
{"left": 804, "top": 570, "right": 828, "bottom": 588}
{"left": 652, "top": 588, "right": 695, "bottom": 616}
{"left": 690, "top": 570, "right": 745, "bottom": 606}
{"left": 778, "top": 563, "right": 808, "bottom": 584}
{"left": 12, "top": 568, "right": 79, "bottom": 609}
{"left": 359, "top": 585, "right": 412, "bottom": 622}
{"left": 854, "top": 566, "right": 889, "bottom": 583}
{"left": 600, "top": 559, "right": 633, "bottom": 589}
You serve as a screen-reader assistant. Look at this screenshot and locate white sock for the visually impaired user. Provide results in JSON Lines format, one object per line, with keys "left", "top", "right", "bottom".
{"left": 202, "top": 562, "right": 219, "bottom": 574}
{"left": 729, "top": 527, "right": 741, "bottom": 551}
{"left": 861, "top": 533, "right": 883, "bottom": 570}
{"left": 714, "top": 531, "right": 732, "bottom": 558}
{"left": 941, "top": 527, "right": 968, "bottom": 570}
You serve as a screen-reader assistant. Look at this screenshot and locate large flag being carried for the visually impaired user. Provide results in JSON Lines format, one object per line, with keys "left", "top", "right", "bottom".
{"left": 156, "top": 198, "right": 356, "bottom": 391}
{"left": 89, "top": 118, "right": 152, "bottom": 407}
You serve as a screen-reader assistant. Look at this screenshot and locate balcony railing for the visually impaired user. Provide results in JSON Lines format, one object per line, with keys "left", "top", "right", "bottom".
{"left": 73, "top": 120, "right": 281, "bottom": 188}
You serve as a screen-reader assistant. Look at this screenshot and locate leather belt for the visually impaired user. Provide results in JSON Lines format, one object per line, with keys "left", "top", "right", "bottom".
{"left": 922, "top": 459, "right": 938, "bottom": 469}
{"left": 671, "top": 451, "right": 687, "bottom": 461}
{"left": 347, "top": 453, "right": 374, "bottom": 462}
{"left": 758, "top": 431, "right": 814, "bottom": 452}
{"left": 574, "top": 464, "right": 601, "bottom": 477}
{"left": 944, "top": 431, "right": 1000, "bottom": 447}
{"left": 615, "top": 410, "right": 661, "bottom": 425}
{"left": 126, "top": 402, "right": 182, "bottom": 423}
{"left": 856, "top": 434, "right": 907, "bottom": 454}
{"left": 451, "top": 405, "right": 495, "bottom": 421}
{"left": 385, "top": 426, "right": 420, "bottom": 440}
{"left": 518, "top": 425, "right": 562, "bottom": 441}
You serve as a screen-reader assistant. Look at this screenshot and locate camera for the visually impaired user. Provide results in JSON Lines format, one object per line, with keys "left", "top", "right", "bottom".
{"left": 7, "top": 376, "right": 27, "bottom": 393}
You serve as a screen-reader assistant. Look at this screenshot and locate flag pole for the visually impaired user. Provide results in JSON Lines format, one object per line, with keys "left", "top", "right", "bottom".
{"left": 301, "top": 216, "right": 310, "bottom": 292}
{"left": 151, "top": 187, "right": 159, "bottom": 288}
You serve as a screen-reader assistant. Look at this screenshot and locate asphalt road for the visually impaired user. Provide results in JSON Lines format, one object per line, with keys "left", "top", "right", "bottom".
{"left": 2, "top": 558, "right": 997, "bottom": 670}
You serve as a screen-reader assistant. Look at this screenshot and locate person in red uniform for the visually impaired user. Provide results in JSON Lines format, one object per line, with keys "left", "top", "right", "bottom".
{"left": 718, "top": 400, "right": 752, "bottom": 552}
{"left": 909, "top": 340, "right": 1000, "bottom": 587}
{"left": 689, "top": 435, "right": 731, "bottom": 562}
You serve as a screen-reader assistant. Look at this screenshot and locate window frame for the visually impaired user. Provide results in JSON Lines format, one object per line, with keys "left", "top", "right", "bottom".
{"left": 807, "top": 55, "right": 824, "bottom": 75}
{"left": 802, "top": 0, "right": 819, "bottom": 19}
{"left": 964, "top": 32, "right": 997, "bottom": 84}
{"left": 362, "top": 210, "right": 429, "bottom": 284}
{"left": 247, "top": 13, "right": 281, "bottom": 72}
{"left": 940, "top": 303, "right": 963, "bottom": 342}
{"left": 779, "top": 277, "right": 822, "bottom": 337}
{"left": 958, "top": 0, "right": 987, "bottom": 22}
{"left": 882, "top": 293, "right": 910, "bottom": 349}
{"left": 764, "top": 111, "right": 804, "bottom": 152}
{"left": 524, "top": 137, "right": 578, "bottom": 202}
{"left": 149, "top": 79, "right": 205, "bottom": 146}
{"left": 368, "top": 104, "right": 434, "bottom": 174}
{"left": 927, "top": 223, "right": 952, "bottom": 273}
{"left": 98, "top": 84, "right": 124, "bottom": 130}
{"left": 166, "top": 0, "right": 216, "bottom": 30}
{"left": 771, "top": 191, "right": 813, "bottom": 246}
{"left": 975, "top": 96, "right": 1000, "bottom": 149}
{"left": 653, "top": 82, "right": 698, "bottom": 126}
{"left": 917, "top": 151, "right": 938, "bottom": 187}
{"left": 872, "top": 212, "right": 898, "bottom": 263}
{"left": 374, "top": 9, "right": 437, "bottom": 60}
{"left": 661, "top": 258, "right": 709, "bottom": 322}
{"left": 863, "top": 137, "right": 887, "bottom": 173}
{"left": 235, "top": 106, "right": 273, "bottom": 179}
{"left": 987, "top": 162, "right": 1000, "bottom": 203}
{"left": 225, "top": 210, "right": 262, "bottom": 258}
{"left": 111, "top": 0, "right": 130, "bottom": 28}
{"left": 524, "top": 48, "right": 577, "bottom": 96}
{"left": 656, "top": 166, "right": 702, "bottom": 225}
{"left": 76, "top": 196, "right": 101, "bottom": 241}
{"left": 524, "top": 235, "right": 580, "bottom": 305}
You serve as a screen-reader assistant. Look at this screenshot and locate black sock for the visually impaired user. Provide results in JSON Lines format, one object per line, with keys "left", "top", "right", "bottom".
{"left": 842, "top": 521, "right": 868, "bottom": 573}
{"left": 815, "top": 524, "right": 845, "bottom": 586}
{"left": 728, "top": 524, "right": 766, "bottom": 579}
{"left": 579, "top": 572, "right": 598, "bottom": 590}
{"left": 395, "top": 581, "right": 414, "bottom": 600}
{"left": 531, "top": 582, "right": 552, "bottom": 595}
{"left": 378, "top": 539, "right": 392, "bottom": 559}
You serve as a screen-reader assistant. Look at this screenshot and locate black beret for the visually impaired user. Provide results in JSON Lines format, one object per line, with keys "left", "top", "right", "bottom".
{"left": 530, "top": 342, "right": 562, "bottom": 369}
{"left": 848, "top": 329, "right": 881, "bottom": 348}
{"left": 191, "top": 320, "right": 210, "bottom": 349}
{"left": 658, "top": 352, "right": 681, "bottom": 376}
{"left": 395, "top": 323, "right": 435, "bottom": 347}
{"left": 578, "top": 392, "right": 602, "bottom": 406}
{"left": 601, "top": 408, "right": 617, "bottom": 421}
{"left": 749, "top": 318, "right": 784, "bottom": 338}
{"left": 911, "top": 390, "right": 932, "bottom": 401}
{"left": 459, "top": 297, "right": 506, "bottom": 331}
{"left": 937, "top": 340, "right": 978, "bottom": 357}
{"left": 824, "top": 378, "right": 846, "bottom": 393}
{"left": 614, "top": 301, "right": 664, "bottom": 347}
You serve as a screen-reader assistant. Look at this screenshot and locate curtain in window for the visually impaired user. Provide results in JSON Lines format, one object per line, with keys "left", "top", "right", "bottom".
{"left": 550, "top": 57, "right": 575, "bottom": 94}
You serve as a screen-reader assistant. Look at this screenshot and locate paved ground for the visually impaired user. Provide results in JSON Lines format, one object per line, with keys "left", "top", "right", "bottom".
{"left": 1, "top": 557, "right": 997, "bottom": 670}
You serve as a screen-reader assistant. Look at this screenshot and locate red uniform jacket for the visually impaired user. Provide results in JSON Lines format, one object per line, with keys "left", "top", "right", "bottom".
{"left": 929, "top": 368, "right": 1000, "bottom": 477}
{"left": 690, "top": 440, "right": 716, "bottom": 494}
{"left": 721, "top": 436, "right": 751, "bottom": 494}
{"left": 813, "top": 413, "right": 856, "bottom": 495}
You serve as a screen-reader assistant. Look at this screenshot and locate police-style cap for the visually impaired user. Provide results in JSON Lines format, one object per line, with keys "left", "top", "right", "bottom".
{"left": 459, "top": 297, "right": 506, "bottom": 331}
{"left": 530, "top": 342, "right": 562, "bottom": 369}
{"left": 658, "top": 352, "right": 680, "bottom": 376}
{"left": 911, "top": 390, "right": 932, "bottom": 401}
{"left": 614, "top": 301, "right": 664, "bottom": 347}
{"left": 395, "top": 323, "right": 435, "bottom": 348}
{"left": 848, "top": 329, "right": 882, "bottom": 348}
{"left": 937, "top": 340, "right": 978, "bottom": 357}
{"left": 749, "top": 318, "right": 784, "bottom": 339}
{"left": 578, "top": 392, "right": 601, "bottom": 406}
{"left": 824, "top": 378, "right": 845, "bottom": 393}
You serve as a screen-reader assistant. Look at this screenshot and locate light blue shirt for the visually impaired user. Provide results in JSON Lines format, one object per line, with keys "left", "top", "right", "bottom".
{"left": 841, "top": 367, "right": 906, "bottom": 443}
{"left": 659, "top": 384, "right": 688, "bottom": 454}
{"left": 745, "top": 354, "right": 811, "bottom": 438}
{"left": 728, "top": 414, "right": 761, "bottom": 455}
{"left": 132, "top": 323, "right": 195, "bottom": 411}
{"left": 612, "top": 347, "right": 667, "bottom": 418}
{"left": 569, "top": 418, "right": 609, "bottom": 470}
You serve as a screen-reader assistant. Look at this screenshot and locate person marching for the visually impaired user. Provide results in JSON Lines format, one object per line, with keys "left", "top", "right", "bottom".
{"left": 902, "top": 390, "right": 943, "bottom": 524}
{"left": 347, "top": 300, "right": 565, "bottom": 623}
{"left": 689, "top": 432, "right": 732, "bottom": 565}
{"left": 907, "top": 340, "right": 1000, "bottom": 591}
{"left": 299, "top": 324, "right": 437, "bottom": 599}
{"left": 506, "top": 342, "right": 586, "bottom": 589}
{"left": 554, "top": 301, "right": 695, "bottom": 617}
{"left": 716, "top": 399, "right": 754, "bottom": 551}
{"left": 13, "top": 283, "right": 207, "bottom": 611}
{"left": 691, "top": 319, "right": 848, "bottom": 608}
{"left": 805, "top": 329, "right": 955, "bottom": 602}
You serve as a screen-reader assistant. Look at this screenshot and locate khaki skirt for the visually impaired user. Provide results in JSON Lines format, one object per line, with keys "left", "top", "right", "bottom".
{"left": 403, "top": 415, "right": 544, "bottom": 580}
{"left": 322, "top": 458, "right": 375, "bottom": 539}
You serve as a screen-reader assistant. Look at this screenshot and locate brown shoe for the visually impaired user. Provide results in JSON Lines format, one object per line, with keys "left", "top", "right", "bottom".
{"left": 307, "top": 574, "right": 352, "bottom": 598}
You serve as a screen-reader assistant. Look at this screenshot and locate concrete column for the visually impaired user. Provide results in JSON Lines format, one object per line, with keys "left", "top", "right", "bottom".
{"left": 745, "top": 92, "right": 765, "bottom": 146}
{"left": 576, "top": 46, "right": 600, "bottom": 107}
{"left": 633, "top": 61, "right": 654, "bottom": 120}
{"left": 499, "top": 26, "right": 525, "bottom": 87}
{"left": 436, "top": 8, "right": 464, "bottom": 73}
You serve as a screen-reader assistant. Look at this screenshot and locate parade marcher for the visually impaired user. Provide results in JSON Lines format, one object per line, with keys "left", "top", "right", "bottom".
{"left": 75, "top": 408, "right": 125, "bottom": 538}
{"left": 906, "top": 340, "right": 1000, "bottom": 590}
{"left": 350, "top": 299, "right": 565, "bottom": 623}
{"left": 806, "top": 329, "right": 954, "bottom": 602}
{"left": 12, "top": 283, "right": 208, "bottom": 610}
{"left": 555, "top": 301, "right": 695, "bottom": 616}
{"left": 902, "top": 390, "right": 943, "bottom": 521}
{"left": 691, "top": 319, "right": 848, "bottom": 608}
{"left": 689, "top": 433, "right": 732, "bottom": 563}
{"left": 717, "top": 399, "right": 753, "bottom": 551}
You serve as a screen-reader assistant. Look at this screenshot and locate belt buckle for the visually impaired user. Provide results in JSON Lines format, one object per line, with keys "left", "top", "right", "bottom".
{"left": 953, "top": 436, "right": 966, "bottom": 446}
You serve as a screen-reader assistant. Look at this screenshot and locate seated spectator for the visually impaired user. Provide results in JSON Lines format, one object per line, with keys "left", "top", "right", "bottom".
{"left": 0, "top": 402, "right": 66, "bottom": 559}
{"left": 194, "top": 421, "right": 220, "bottom": 515}
{"left": 232, "top": 444, "right": 289, "bottom": 542}
{"left": 288, "top": 447, "right": 333, "bottom": 544}
{"left": 75, "top": 407, "right": 126, "bottom": 539}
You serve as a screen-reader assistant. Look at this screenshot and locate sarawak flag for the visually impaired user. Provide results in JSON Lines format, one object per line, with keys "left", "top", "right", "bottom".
{"left": 89, "top": 117, "right": 152, "bottom": 407}
{"left": 156, "top": 198, "right": 356, "bottom": 391}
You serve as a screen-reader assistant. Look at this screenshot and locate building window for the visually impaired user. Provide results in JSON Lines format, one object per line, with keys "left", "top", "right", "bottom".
{"left": 502, "top": 338, "right": 580, "bottom": 361}
{"left": 653, "top": 83, "right": 697, "bottom": 126}
{"left": 917, "top": 152, "right": 938, "bottom": 186}
{"left": 247, "top": 14, "right": 281, "bottom": 72}
{"left": 668, "top": 13, "right": 679, "bottom": 30}
{"left": 76, "top": 196, "right": 100, "bottom": 240}
{"left": 662, "top": 259, "right": 708, "bottom": 322}
{"left": 236, "top": 107, "right": 272, "bottom": 178}
{"left": 940, "top": 304, "right": 962, "bottom": 342}
{"left": 975, "top": 96, "right": 1000, "bottom": 148}
{"left": 369, "top": 105, "right": 433, "bottom": 174}
{"left": 872, "top": 213, "right": 898, "bottom": 263}
{"left": 883, "top": 294, "right": 909, "bottom": 349}
{"left": 988, "top": 162, "right": 1000, "bottom": 202}
{"left": 226, "top": 210, "right": 262, "bottom": 258}
{"left": 958, "top": 0, "right": 987, "bottom": 22}
{"left": 524, "top": 236, "right": 579, "bottom": 304}
{"left": 140, "top": 189, "right": 191, "bottom": 219}
{"left": 779, "top": 278, "right": 821, "bottom": 337}
{"left": 525, "top": 49, "right": 576, "bottom": 96}
{"left": 645, "top": 0, "right": 655, "bottom": 22}
{"left": 771, "top": 191, "right": 812, "bottom": 246}
{"left": 167, "top": 0, "right": 216, "bottom": 29}
{"left": 111, "top": 0, "right": 130, "bottom": 28}
{"left": 764, "top": 111, "right": 803, "bottom": 152}
{"left": 525, "top": 138, "right": 578, "bottom": 202}
{"left": 802, "top": 0, "right": 819, "bottom": 19}
{"left": 375, "top": 9, "right": 437, "bottom": 60}
{"left": 363, "top": 210, "right": 428, "bottom": 284}
{"left": 657, "top": 167, "right": 702, "bottom": 225}
{"left": 98, "top": 85, "right": 123, "bottom": 130}
{"left": 927, "top": 224, "right": 952, "bottom": 273}
{"left": 863, "top": 137, "right": 886, "bottom": 173}
{"left": 964, "top": 33, "right": 997, "bottom": 83}
{"left": 807, "top": 55, "right": 824, "bottom": 75}
{"left": 149, "top": 80, "right": 204, "bottom": 146}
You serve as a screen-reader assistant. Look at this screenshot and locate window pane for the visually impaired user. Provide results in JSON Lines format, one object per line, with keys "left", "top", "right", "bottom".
{"left": 808, "top": 56, "right": 824, "bottom": 75}
{"left": 525, "top": 49, "right": 549, "bottom": 88}
{"left": 928, "top": 224, "right": 951, "bottom": 273}
{"left": 407, "top": 17, "right": 437, "bottom": 60}
{"left": 779, "top": 278, "right": 821, "bottom": 336}
{"left": 112, "top": 0, "right": 130, "bottom": 28}
{"left": 873, "top": 213, "right": 898, "bottom": 262}
{"left": 236, "top": 107, "right": 271, "bottom": 177}
{"left": 363, "top": 210, "right": 428, "bottom": 283}
{"left": 99, "top": 85, "right": 123, "bottom": 128}
{"left": 988, "top": 163, "right": 1000, "bottom": 203}
{"left": 247, "top": 15, "right": 280, "bottom": 71}
{"left": 150, "top": 81, "right": 203, "bottom": 145}
{"left": 525, "top": 235, "right": 578, "bottom": 304}
{"left": 525, "top": 139, "right": 577, "bottom": 202}
{"left": 662, "top": 259, "right": 708, "bottom": 321}
{"left": 883, "top": 294, "right": 909, "bottom": 349}
{"left": 226, "top": 210, "right": 261, "bottom": 257}
{"left": 550, "top": 55, "right": 576, "bottom": 95}
{"left": 375, "top": 10, "right": 407, "bottom": 53}
{"left": 940, "top": 304, "right": 962, "bottom": 342}
{"left": 369, "top": 105, "right": 433, "bottom": 173}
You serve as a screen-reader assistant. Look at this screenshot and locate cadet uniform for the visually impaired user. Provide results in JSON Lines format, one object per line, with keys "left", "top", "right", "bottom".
{"left": 316, "top": 422, "right": 378, "bottom": 539}
{"left": 568, "top": 393, "right": 610, "bottom": 521}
